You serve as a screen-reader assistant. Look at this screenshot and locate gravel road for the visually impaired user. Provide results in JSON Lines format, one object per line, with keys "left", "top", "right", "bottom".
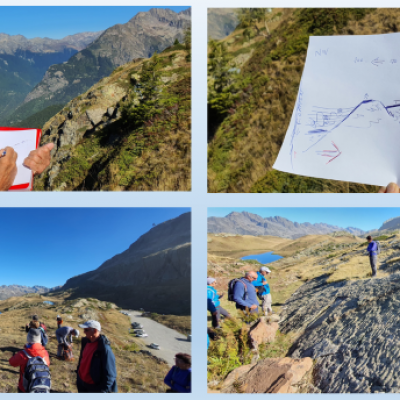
{"left": 122, "top": 310, "right": 191, "bottom": 366}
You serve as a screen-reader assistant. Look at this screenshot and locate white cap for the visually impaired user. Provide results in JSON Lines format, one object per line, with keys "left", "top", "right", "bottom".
{"left": 74, "top": 329, "right": 80, "bottom": 338}
{"left": 207, "top": 277, "right": 216, "bottom": 285}
{"left": 260, "top": 266, "right": 271, "bottom": 273}
{"left": 79, "top": 320, "right": 101, "bottom": 332}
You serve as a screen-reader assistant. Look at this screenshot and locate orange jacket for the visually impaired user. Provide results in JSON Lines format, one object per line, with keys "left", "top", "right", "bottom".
{"left": 9, "top": 343, "right": 50, "bottom": 392}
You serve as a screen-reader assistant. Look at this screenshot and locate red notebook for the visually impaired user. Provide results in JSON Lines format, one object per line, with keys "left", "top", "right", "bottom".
{"left": 0, "top": 127, "right": 42, "bottom": 191}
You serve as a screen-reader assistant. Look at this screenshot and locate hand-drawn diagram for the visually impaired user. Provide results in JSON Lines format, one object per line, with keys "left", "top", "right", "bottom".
{"left": 297, "top": 98, "right": 400, "bottom": 165}
{"left": 273, "top": 33, "right": 400, "bottom": 187}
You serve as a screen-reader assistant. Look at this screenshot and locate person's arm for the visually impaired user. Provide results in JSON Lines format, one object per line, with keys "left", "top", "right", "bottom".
{"left": 207, "top": 298, "right": 217, "bottom": 314}
{"left": 23, "top": 143, "right": 54, "bottom": 175}
{"left": 367, "top": 243, "right": 372, "bottom": 252}
{"left": 100, "top": 346, "right": 117, "bottom": 393}
{"left": 164, "top": 367, "right": 174, "bottom": 388}
{"left": 233, "top": 280, "right": 252, "bottom": 308}
{"left": 170, "top": 370, "right": 191, "bottom": 393}
{"left": 0, "top": 147, "right": 17, "bottom": 191}
{"left": 9, "top": 351, "right": 25, "bottom": 367}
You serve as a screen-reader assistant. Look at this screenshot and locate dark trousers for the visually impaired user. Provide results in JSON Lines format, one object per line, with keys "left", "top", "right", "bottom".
{"left": 211, "top": 306, "right": 231, "bottom": 328}
{"left": 77, "top": 374, "right": 100, "bottom": 393}
{"left": 370, "top": 255, "right": 378, "bottom": 276}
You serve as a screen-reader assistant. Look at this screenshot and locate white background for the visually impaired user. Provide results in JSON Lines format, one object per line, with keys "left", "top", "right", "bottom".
{"left": 0, "top": 0, "right": 397, "bottom": 398}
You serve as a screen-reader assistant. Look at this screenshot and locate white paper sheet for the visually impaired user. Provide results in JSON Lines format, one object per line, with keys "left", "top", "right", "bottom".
{"left": 273, "top": 33, "right": 400, "bottom": 187}
{"left": 0, "top": 129, "right": 37, "bottom": 187}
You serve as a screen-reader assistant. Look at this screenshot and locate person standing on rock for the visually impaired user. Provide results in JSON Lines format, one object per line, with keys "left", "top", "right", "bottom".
{"left": 252, "top": 266, "right": 273, "bottom": 315}
{"left": 9, "top": 328, "right": 50, "bottom": 393}
{"left": 367, "top": 235, "right": 379, "bottom": 277}
{"left": 55, "top": 326, "right": 79, "bottom": 360}
{"left": 76, "top": 320, "right": 118, "bottom": 393}
{"left": 232, "top": 271, "right": 259, "bottom": 314}
{"left": 164, "top": 353, "right": 191, "bottom": 393}
{"left": 207, "top": 277, "right": 231, "bottom": 328}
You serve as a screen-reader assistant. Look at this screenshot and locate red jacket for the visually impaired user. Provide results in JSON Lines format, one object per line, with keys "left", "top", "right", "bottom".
{"left": 9, "top": 343, "right": 50, "bottom": 392}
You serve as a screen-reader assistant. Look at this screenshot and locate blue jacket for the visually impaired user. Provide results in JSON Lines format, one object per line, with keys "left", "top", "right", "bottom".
{"left": 367, "top": 241, "right": 378, "bottom": 256}
{"left": 164, "top": 366, "right": 191, "bottom": 393}
{"left": 252, "top": 272, "right": 271, "bottom": 295}
{"left": 207, "top": 286, "right": 220, "bottom": 308}
{"left": 77, "top": 335, "right": 118, "bottom": 393}
{"left": 233, "top": 278, "right": 259, "bottom": 309}
{"left": 207, "top": 298, "right": 217, "bottom": 314}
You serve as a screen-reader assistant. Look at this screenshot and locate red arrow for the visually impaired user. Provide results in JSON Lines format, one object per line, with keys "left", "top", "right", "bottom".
{"left": 318, "top": 141, "right": 342, "bottom": 164}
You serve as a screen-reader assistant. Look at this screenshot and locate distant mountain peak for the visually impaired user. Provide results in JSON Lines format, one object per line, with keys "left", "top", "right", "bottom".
{"left": 208, "top": 211, "right": 365, "bottom": 239}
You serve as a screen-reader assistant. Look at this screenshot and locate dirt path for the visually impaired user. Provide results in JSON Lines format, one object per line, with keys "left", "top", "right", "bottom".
{"left": 122, "top": 310, "right": 191, "bottom": 366}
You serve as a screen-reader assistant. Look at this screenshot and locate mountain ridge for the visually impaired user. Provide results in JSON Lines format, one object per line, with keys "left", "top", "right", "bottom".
{"left": 208, "top": 211, "right": 365, "bottom": 238}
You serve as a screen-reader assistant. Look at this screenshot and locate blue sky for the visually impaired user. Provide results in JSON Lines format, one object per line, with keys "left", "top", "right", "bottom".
{"left": 0, "top": 6, "right": 189, "bottom": 39}
{"left": 207, "top": 208, "right": 400, "bottom": 232}
{"left": 0, "top": 208, "right": 189, "bottom": 287}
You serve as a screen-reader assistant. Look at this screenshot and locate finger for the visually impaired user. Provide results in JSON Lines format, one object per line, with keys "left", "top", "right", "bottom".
{"left": 378, "top": 187, "right": 386, "bottom": 193}
{"left": 42, "top": 143, "right": 55, "bottom": 151}
{"left": 4, "top": 146, "right": 16, "bottom": 161}
{"left": 24, "top": 153, "right": 43, "bottom": 168}
{"left": 386, "top": 182, "right": 400, "bottom": 193}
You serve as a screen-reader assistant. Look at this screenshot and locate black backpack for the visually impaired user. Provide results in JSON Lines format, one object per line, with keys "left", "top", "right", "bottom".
{"left": 228, "top": 278, "right": 248, "bottom": 302}
{"left": 22, "top": 350, "right": 51, "bottom": 393}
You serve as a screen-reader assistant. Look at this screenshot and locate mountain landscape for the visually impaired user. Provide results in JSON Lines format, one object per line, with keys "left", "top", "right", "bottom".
{"left": 0, "top": 31, "right": 102, "bottom": 123}
{"left": 0, "top": 284, "right": 54, "bottom": 300}
{"left": 208, "top": 211, "right": 365, "bottom": 238}
{"left": 33, "top": 33, "right": 191, "bottom": 191}
{"left": 207, "top": 8, "right": 400, "bottom": 193}
{"left": 60, "top": 212, "right": 191, "bottom": 315}
{"left": 208, "top": 8, "right": 239, "bottom": 40}
{"left": 207, "top": 213, "right": 400, "bottom": 393}
{"left": 4, "top": 8, "right": 191, "bottom": 128}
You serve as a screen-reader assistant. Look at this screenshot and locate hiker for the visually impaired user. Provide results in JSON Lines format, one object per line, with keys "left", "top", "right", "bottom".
{"left": 207, "top": 277, "right": 230, "bottom": 328}
{"left": 252, "top": 266, "right": 273, "bottom": 315}
{"left": 0, "top": 143, "right": 54, "bottom": 191}
{"left": 76, "top": 320, "right": 118, "bottom": 393}
{"left": 56, "top": 326, "right": 79, "bottom": 360}
{"left": 25, "top": 315, "right": 47, "bottom": 332}
{"left": 9, "top": 328, "right": 51, "bottom": 393}
{"left": 231, "top": 271, "right": 259, "bottom": 313}
{"left": 378, "top": 182, "right": 400, "bottom": 193}
{"left": 57, "top": 315, "right": 63, "bottom": 329}
{"left": 164, "top": 353, "right": 191, "bottom": 393}
{"left": 26, "top": 320, "right": 49, "bottom": 347}
{"left": 367, "top": 235, "right": 379, "bottom": 277}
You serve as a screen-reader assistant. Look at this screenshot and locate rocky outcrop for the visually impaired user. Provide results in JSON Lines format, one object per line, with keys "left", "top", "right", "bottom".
{"left": 249, "top": 317, "right": 279, "bottom": 349}
{"left": 208, "top": 211, "right": 365, "bottom": 238}
{"left": 61, "top": 212, "right": 191, "bottom": 315}
{"left": 280, "top": 260, "right": 400, "bottom": 393}
{"left": 221, "top": 357, "right": 315, "bottom": 393}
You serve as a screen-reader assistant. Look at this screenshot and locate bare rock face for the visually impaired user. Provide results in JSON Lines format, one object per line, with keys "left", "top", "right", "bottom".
{"left": 280, "top": 261, "right": 400, "bottom": 393}
{"left": 61, "top": 212, "right": 191, "bottom": 315}
{"left": 221, "top": 357, "right": 314, "bottom": 393}
{"left": 249, "top": 317, "right": 279, "bottom": 348}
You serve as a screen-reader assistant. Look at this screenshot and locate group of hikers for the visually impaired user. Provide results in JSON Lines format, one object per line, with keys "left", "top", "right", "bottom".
{"left": 207, "top": 266, "right": 274, "bottom": 347}
{"left": 8, "top": 314, "right": 118, "bottom": 393}
{"left": 207, "top": 235, "right": 382, "bottom": 340}
{"left": 8, "top": 313, "right": 191, "bottom": 393}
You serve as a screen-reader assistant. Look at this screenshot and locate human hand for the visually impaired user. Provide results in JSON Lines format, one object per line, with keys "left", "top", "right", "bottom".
{"left": 378, "top": 182, "right": 400, "bottom": 193}
{"left": 23, "top": 143, "right": 54, "bottom": 175}
{"left": 250, "top": 304, "right": 257, "bottom": 310}
{"left": 219, "top": 293, "right": 224, "bottom": 299}
{"left": 0, "top": 147, "right": 17, "bottom": 191}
